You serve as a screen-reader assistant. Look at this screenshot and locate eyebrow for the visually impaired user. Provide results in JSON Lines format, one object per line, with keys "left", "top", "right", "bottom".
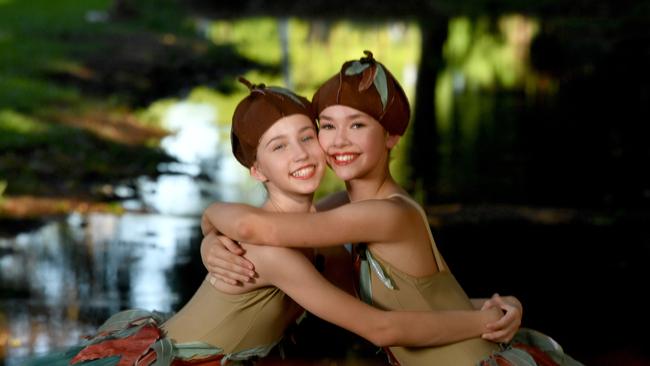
{"left": 264, "top": 135, "right": 286, "bottom": 148}
{"left": 319, "top": 113, "right": 367, "bottom": 121}
{"left": 263, "top": 126, "right": 315, "bottom": 147}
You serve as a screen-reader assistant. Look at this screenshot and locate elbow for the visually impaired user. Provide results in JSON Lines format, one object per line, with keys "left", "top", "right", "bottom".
{"left": 367, "top": 319, "right": 398, "bottom": 347}
{"left": 233, "top": 214, "right": 255, "bottom": 242}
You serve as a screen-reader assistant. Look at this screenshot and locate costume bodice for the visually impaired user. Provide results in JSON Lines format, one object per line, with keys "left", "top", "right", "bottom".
{"left": 356, "top": 193, "right": 499, "bottom": 365}
{"left": 162, "top": 277, "right": 303, "bottom": 356}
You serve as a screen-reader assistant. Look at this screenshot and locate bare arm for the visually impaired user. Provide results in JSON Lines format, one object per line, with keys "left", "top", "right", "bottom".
{"left": 201, "top": 199, "right": 414, "bottom": 248}
{"left": 256, "top": 246, "right": 501, "bottom": 347}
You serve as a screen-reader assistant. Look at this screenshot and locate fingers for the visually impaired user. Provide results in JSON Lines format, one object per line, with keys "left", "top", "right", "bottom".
{"left": 218, "top": 236, "right": 247, "bottom": 257}
{"left": 206, "top": 257, "right": 256, "bottom": 283}
{"left": 483, "top": 301, "right": 521, "bottom": 343}
{"left": 481, "top": 329, "right": 512, "bottom": 343}
{"left": 208, "top": 273, "right": 240, "bottom": 287}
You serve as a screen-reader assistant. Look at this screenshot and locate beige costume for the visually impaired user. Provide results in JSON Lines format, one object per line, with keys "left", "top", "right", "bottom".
{"left": 163, "top": 277, "right": 303, "bottom": 357}
{"left": 359, "top": 194, "right": 499, "bottom": 365}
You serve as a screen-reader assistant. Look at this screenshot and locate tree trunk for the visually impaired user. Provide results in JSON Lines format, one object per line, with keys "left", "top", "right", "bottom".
{"left": 408, "top": 16, "right": 449, "bottom": 203}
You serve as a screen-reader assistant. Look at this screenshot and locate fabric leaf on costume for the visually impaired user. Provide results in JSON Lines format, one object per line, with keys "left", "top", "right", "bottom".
{"left": 344, "top": 61, "right": 370, "bottom": 76}
{"left": 20, "top": 345, "right": 91, "bottom": 366}
{"left": 500, "top": 348, "right": 537, "bottom": 365}
{"left": 85, "top": 323, "right": 147, "bottom": 347}
{"left": 373, "top": 63, "right": 388, "bottom": 110}
{"left": 150, "top": 338, "right": 174, "bottom": 366}
{"left": 97, "top": 309, "right": 153, "bottom": 333}
{"left": 138, "top": 349, "right": 158, "bottom": 366}
{"left": 170, "top": 355, "right": 224, "bottom": 366}
{"left": 513, "top": 343, "right": 560, "bottom": 366}
{"left": 71, "top": 324, "right": 161, "bottom": 366}
{"left": 358, "top": 64, "right": 377, "bottom": 92}
{"left": 174, "top": 341, "right": 224, "bottom": 360}
{"left": 267, "top": 86, "right": 305, "bottom": 107}
{"left": 71, "top": 357, "right": 122, "bottom": 366}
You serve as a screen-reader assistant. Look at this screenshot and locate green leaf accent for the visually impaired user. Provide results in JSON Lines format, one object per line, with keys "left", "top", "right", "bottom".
{"left": 174, "top": 341, "right": 224, "bottom": 360}
{"left": 85, "top": 323, "right": 146, "bottom": 346}
{"left": 151, "top": 338, "right": 174, "bottom": 366}
{"left": 267, "top": 86, "right": 305, "bottom": 107}
{"left": 97, "top": 309, "right": 153, "bottom": 333}
{"left": 373, "top": 63, "right": 388, "bottom": 110}
{"left": 344, "top": 61, "right": 370, "bottom": 75}
{"left": 500, "top": 348, "right": 537, "bottom": 365}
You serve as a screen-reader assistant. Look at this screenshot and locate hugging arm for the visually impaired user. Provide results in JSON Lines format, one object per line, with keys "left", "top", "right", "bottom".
{"left": 201, "top": 199, "right": 411, "bottom": 248}
{"left": 200, "top": 201, "right": 524, "bottom": 342}
{"left": 257, "top": 245, "right": 501, "bottom": 347}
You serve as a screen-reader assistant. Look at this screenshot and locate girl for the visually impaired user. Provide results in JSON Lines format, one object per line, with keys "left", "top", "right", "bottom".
{"left": 201, "top": 53, "right": 582, "bottom": 366}
{"left": 25, "top": 77, "right": 512, "bottom": 366}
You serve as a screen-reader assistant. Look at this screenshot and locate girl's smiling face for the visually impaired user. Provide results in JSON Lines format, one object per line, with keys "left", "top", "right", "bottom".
{"left": 317, "top": 105, "right": 399, "bottom": 182}
{"left": 252, "top": 114, "right": 325, "bottom": 196}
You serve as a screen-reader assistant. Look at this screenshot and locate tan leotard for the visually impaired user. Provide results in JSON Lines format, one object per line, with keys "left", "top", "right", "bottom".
{"left": 360, "top": 194, "right": 499, "bottom": 365}
{"left": 162, "top": 277, "right": 303, "bottom": 357}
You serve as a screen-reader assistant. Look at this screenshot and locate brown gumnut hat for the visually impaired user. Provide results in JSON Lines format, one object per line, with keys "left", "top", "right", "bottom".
{"left": 312, "top": 50, "right": 411, "bottom": 135}
{"left": 231, "top": 77, "right": 317, "bottom": 168}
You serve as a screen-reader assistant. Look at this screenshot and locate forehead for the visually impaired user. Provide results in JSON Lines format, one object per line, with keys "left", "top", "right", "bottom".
{"left": 319, "top": 105, "right": 375, "bottom": 121}
{"left": 259, "top": 114, "right": 315, "bottom": 141}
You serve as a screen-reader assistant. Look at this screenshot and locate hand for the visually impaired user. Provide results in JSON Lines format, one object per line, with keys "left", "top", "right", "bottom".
{"left": 201, "top": 231, "right": 256, "bottom": 286}
{"left": 480, "top": 293, "right": 522, "bottom": 343}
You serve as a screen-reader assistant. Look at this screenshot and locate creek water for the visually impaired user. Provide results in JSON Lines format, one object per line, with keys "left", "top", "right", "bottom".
{"left": 0, "top": 102, "right": 264, "bottom": 365}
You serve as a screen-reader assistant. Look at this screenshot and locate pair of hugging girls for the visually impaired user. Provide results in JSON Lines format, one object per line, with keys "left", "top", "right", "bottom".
{"left": 25, "top": 51, "right": 581, "bottom": 366}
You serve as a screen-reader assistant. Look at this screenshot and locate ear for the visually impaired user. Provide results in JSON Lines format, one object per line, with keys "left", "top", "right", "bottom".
{"left": 250, "top": 162, "right": 269, "bottom": 183}
{"left": 386, "top": 134, "right": 401, "bottom": 149}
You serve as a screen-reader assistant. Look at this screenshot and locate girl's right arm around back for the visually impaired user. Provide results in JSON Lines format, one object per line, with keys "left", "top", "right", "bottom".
{"left": 254, "top": 245, "right": 501, "bottom": 347}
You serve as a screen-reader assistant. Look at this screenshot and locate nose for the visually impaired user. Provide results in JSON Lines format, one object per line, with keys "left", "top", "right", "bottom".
{"left": 293, "top": 141, "right": 309, "bottom": 162}
{"left": 332, "top": 128, "right": 349, "bottom": 148}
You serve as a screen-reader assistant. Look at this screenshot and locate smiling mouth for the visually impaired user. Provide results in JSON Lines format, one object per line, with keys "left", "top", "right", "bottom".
{"left": 330, "top": 153, "right": 359, "bottom": 165}
{"left": 290, "top": 165, "right": 316, "bottom": 179}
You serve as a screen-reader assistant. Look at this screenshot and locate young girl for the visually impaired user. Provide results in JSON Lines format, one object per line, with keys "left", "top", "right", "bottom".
{"left": 201, "top": 53, "right": 583, "bottom": 366}
{"left": 24, "top": 77, "right": 513, "bottom": 366}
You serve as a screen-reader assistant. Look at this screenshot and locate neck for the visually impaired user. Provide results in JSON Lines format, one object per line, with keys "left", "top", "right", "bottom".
{"left": 345, "top": 166, "right": 401, "bottom": 202}
{"left": 263, "top": 189, "right": 314, "bottom": 213}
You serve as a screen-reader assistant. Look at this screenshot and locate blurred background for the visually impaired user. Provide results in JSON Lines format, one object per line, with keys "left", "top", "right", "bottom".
{"left": 1, "top": 0, "right": 649, "bottom": 365}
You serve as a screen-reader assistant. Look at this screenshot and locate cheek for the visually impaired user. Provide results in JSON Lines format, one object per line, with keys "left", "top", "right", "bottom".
{"left": 310, "top": 145, "right": 326, "bottom": 163}
{"left": 318, "top": 132, "right": 333, "bottom": 150}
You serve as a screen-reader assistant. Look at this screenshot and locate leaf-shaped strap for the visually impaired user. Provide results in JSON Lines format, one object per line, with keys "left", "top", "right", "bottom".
{"left": 150, "top": 338, "right": 174, "bottom": 366}
{"left": 373, "top": 64, "right": 389, "bottom": 110}
{"left": 174, "top": 341, "right": 224, "bottom": 360}
{"left": 366, "top": 249, "right": 395, "bottom": 290}
{"left": 97, "top": 309, "right": 154, "bottom": 333}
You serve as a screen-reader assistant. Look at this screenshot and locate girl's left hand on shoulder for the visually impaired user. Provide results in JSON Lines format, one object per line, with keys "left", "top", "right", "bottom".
{"left": 480, "top": 293, "right": 523, "bottom": 343}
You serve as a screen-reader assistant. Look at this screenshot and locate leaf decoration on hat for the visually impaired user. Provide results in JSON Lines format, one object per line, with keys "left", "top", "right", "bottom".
{"left": 267, "top": 86, "right": 306, "bottom": 107}
{"left": 374, "top": 63, "right": 389, "bottom": 110}
{"left": 358, "top": 63, "right": 377, "bottom": 92}
{"left": 344, "top": 61, "right": 370, "bottom": 76}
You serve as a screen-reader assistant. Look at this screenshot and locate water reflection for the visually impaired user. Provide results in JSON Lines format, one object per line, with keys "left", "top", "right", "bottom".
{"left": 0, "top": 101, "right": 265, "bottom": 365}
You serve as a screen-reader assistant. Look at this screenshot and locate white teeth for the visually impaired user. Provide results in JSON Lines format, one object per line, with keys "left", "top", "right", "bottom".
{"left": 335, "top": 154, "right": 355, "bottom": 162}
{"left": 291, "top": 166, "right": 314, "bottom": 177}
